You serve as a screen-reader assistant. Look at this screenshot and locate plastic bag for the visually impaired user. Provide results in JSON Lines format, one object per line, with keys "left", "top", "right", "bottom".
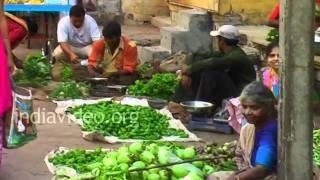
{"left": 5, "top": 87, "right": 37, "bottom": 148}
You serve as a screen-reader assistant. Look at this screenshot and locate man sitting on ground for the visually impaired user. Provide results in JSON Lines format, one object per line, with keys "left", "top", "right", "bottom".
{"left": 88, "top": 20, "right": 139, "bottom": 85}
{"left": 52, "top": 5, "right": 101, "bottom": 81}
{"left": 173, "top": 25, "right": 256, "bottom": 109}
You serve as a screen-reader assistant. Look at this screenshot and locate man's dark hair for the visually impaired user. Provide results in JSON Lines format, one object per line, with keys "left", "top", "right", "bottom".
{"left": 22, "top": 17, "right": 38, "bottom": 36}
{"left": 69, "top": 5, "right": 86, "bottom": 17}
{"left": 220, "top": 36, "right": 239, "bottom": 46}
{"left": 102, "top": 20, "right": 121, "bottom": 38}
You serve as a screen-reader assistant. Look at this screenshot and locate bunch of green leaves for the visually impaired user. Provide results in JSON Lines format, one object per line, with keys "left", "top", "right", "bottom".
{"left": 48, "top": 147, "right": 108, "bottom": 173}
{"left": 128, "top": 73, "right": 179, "bottom": 100}
{"left": 68, "top": 101, "right": 188, "bottom": 140}
{"left": 49, "top": 81, "right": 89, "bottom": 100}
{"left": 313, "top": 129, "right": 320, "bottom": 166}
{"left": 61, "top": 64, "right": 73, "bottom": 81}
{"left": 137, "top": 62, "right": 152, "bottom": 74}
{"left": 266, "top": 29, "right": 279, "bottom": 42}
{"left": 13, "top": 54, "right": 52, "bottom": 86}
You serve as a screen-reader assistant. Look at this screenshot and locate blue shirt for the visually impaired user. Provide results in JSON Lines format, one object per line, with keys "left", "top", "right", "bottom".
{"left": 250, "top": 120, "right": 277, "bottom": 170}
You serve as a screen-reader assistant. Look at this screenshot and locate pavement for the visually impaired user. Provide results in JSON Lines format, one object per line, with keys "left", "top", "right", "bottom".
{"left": 0, "top": 24, "right": 237, "bottom": 180}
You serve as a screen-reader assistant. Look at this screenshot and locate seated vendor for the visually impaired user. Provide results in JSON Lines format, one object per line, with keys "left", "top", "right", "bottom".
{"left": 5, "top": 12, "right": 38, "bottom": 68}
{"left": 52, "top": 5, "right": 101, "bottom": 81}
{"left": 88, "top": 20, "right": 139, "bottom": 85}
{"left": 173, "top": 25, "right": 256, "bottom": 108}
{"left": 208, "top": 81, "right": 278, "bottom": 180}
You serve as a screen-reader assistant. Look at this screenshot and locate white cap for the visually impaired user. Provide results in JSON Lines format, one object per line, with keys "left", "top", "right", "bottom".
{"left": 210, "top": 25, "right": 240, "bottom": 40}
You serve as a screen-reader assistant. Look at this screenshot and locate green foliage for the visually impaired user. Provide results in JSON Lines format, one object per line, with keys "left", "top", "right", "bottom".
{"left": 128, "top": 73, "right": 179, "bottom": 100}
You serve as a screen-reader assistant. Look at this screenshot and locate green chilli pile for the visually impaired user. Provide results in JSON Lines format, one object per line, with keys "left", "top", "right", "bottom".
{"left": 68, "top": 101, "right": 188, "bottom": 140}
{"left": 128, "top": 73, "right": 179, "bottom": 100}
{"left": 49, "top": 142, "right": 220, "bottom": 180}
{"left": 313, "top": 129, "right": 320, "bottom": 166}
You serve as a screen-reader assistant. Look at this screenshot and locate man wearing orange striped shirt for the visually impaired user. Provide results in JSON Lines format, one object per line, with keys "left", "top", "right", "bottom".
{"left": 88, "top": 20, "right": 139, "bottom": 85}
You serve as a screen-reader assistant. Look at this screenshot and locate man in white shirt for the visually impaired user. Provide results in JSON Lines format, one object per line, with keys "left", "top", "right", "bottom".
{"left": 52, "top": 5, "right": 101, "bottom": 81}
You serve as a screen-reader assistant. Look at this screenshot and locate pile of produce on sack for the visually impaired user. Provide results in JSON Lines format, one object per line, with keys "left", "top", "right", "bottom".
{"left": 313, "top": 129, "right": 320, "bottom": 166}
{"left": 49, "top": 82, "right": 89, "bottom": 100}
{"left": 13, "top": 54, "right": 52, "bottom": 86}
{"left": 128, "top": 73, "right": 179, "bottom": 100}
{"left": 265, "top": 29, "right": 279, "bottom": 42}
{"left": 65, "top": 100, "right": 200, "bottom": 142}
{"left": 45, "top": 142, "right": 238, "bottom": 180}
{"left": 61, "top": 64, "right": 74, "bottom": 82}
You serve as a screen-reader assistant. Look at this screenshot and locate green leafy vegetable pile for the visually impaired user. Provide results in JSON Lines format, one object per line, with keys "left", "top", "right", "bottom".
{"left": 49, "top": 142, "right": 219, "bottom": 180}
{"left": 128, "top": 73, "right": 179, "bottom": 100}
{"left": 49, "top": 81, "right": 89, "bottom": 100}
{"left": 13, "top": 54, "right": 52, "bottom": 86}
{"left": 313, "top": 129, "right": 320, "bottom": 166}
{"left": 61, "top": 64, "right": 73, "bottom": 81}
{"left": 68, "top": 101, "right": 188, "bottom": 140}
{"left": 266, "top": 29, "right": 279, "bottom": 42}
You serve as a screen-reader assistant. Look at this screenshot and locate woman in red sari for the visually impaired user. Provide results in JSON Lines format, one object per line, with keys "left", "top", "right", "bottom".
{"left": 0, "top": 0, "right": 13, "bottom": 165}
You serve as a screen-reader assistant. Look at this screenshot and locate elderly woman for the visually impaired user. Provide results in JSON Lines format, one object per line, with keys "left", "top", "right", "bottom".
{"left": 208, "top": 82, "right": 278, "bottom": 180}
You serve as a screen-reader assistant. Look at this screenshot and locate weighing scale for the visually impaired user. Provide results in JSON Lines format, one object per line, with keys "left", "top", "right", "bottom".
{"left": 86, "top": 77, "right": 128, "bottom": 97}
{"left": 180, "top": 101, "right": 233, "bottom": 134}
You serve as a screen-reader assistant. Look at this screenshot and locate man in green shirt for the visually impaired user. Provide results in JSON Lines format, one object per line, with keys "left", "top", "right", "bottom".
{"left": 173, "top": 25, "right": 256, "bottom": 108}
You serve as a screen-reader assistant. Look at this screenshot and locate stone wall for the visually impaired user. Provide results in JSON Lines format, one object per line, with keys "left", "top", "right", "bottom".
{"left": 122, "top": 0, "right": 170, "bottom": 23}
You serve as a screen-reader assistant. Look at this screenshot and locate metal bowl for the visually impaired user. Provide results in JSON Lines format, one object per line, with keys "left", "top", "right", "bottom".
{"left": 147, "top": 98, "right": 168, "bottom": 109}
{"left": 180, "top": 101, "right": 214, "bottom": 114}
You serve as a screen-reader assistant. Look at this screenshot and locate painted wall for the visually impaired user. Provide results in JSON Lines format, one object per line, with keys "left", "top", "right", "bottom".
{"left": 169, "top": 0, "right": 278, "bottom": 24}
{"left": 122, "top": 0, "right": 170, "bottom": 22}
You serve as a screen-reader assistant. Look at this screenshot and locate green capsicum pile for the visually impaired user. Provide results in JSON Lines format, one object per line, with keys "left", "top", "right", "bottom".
{"left": 68, "top": 101, "right": 188, "bottom": 140}
{"left": 49, "top": 142, "right": 220, "bottom": 180}
{"left": 128, "top": 73, "right": 179, "bottom": 100}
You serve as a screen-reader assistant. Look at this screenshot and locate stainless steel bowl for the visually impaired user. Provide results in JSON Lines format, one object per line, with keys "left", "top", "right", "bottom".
{"left": 180, "top": 101, "right": 214, "bottom": 114}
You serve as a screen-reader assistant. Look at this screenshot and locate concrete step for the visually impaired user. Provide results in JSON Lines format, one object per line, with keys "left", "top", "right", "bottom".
{"left": 160, "top": 26, "right": 189, "bottom": 53}
{"left": 151, "top": 16, "right": 172, "bottom": 28}
{"left": 160, "top": 25, "right": 212, "bottom": 54}
{"left": 176, "top": 9, "right": 212, "bottom": 33}
{"left": 138, "top": 46, "right": 171, "bottom": 63}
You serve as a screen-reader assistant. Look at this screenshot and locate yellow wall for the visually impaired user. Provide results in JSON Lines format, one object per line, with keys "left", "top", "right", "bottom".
{"left": 169, "top": 0, "right": 278, "bottom": 24}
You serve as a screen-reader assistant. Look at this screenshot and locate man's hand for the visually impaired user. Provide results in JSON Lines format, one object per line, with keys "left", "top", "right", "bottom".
{"left": 70, "top": 54, "right": 80, "bottom": 64}
{"left": 181, "top": 75, "right": 192, "bottom": 89}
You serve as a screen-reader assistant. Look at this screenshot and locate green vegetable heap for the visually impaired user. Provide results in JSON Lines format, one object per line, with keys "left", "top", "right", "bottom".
{"left": 68, "top": 101, "right": 188, "bottom": 140}
{"left": 13, "top": 54, "right": 52, "bottom": 86}
{"left": 49, "top": 147, "right": 108, "bottom": 173}
{"left": 49, "top": 142, "right": 220, "bottom": 180}
{"left": 61, "top": 64, "right": 73, "bottom": 81}
{"left": 128, "top": 73, "right": 179, "bottom": 100}
{"left": 49, "top": 81, "right": 89, "bottom": 100}
{"left": 313, "top": 129, "right": 320, "bottom": 166}
{"left": 265, "top": 29, "right": 279, "bottom": 42}
{"left": 137, "top": 62, "right": 152, "bottom": 74}
{"left": 196, "top": 142, "right": 237, "bottom": 171}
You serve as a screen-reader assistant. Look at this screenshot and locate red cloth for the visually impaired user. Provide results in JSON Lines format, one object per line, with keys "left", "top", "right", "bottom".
{"left": 269, "top": 2, "right": 280, "bottom": 21}
{"left": 7, "top": 18, "right": 27, "bottom": 49}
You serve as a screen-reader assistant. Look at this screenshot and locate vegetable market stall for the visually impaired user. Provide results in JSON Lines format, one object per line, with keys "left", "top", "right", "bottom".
{"left": 53, "top": 97, "right": 201, "bottom": 143}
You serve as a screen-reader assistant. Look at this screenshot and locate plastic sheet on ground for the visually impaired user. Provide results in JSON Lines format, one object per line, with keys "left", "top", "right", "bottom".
{"left": 53, "top": 97, "right": 201, "bottom": 143}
